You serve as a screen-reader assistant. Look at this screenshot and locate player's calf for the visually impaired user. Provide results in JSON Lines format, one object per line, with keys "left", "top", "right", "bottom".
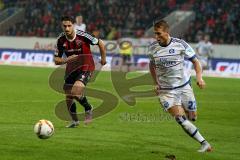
{"left": 67, "top": 102, "right": 78, "bottom": 122}
{"left": 175, "top": 115, "right": 212, "bottom": 152}
{"left": 76, "top": 96, "right": 92, "bottom": 111}
{"left": 76, "top": 96, "right": 93, "bottom": 124}
{"left": 175, "top": 115, "right": 199, "bottom": 137}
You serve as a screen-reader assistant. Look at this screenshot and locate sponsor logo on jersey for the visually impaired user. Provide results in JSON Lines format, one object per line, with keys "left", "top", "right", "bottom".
{"left": 66, "top": 49, "right": 81, "bottom": 52}
{"left": 75, "top": 40, "right": 82, "bottom": 47}
{"left": 169, "top": 49, "right": 175, "bottom": 54}
{"left": 155, "top": 57, "right": 180, "bottom": 68}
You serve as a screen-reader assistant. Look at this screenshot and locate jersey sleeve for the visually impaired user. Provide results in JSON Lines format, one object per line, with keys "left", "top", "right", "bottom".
{"left": 84, "top": 32, "right": 99, "bottom": 45}
{"left": 147, "top": 45, "right": 155, "bottom": 64}
{"left": 181, "top": 40, "right": 196, "bottom": 61}
{"left": 54, "top": 39, "right": 64, "bottom": 57}
{"left": 78, "top": 30, "right": 99, "bottom": 45}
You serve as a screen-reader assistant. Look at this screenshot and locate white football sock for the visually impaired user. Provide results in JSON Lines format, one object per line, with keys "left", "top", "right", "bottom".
{"left": 182, "top": 120, "right": 205, "bottom": 143}
{"left": 176, "top": 115, "right": 205, "bottom": 143}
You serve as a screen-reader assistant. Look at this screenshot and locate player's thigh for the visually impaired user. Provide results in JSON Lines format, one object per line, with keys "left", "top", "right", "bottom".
{"left": 158, "top": 90, "right": 181, "bottom": 111}
{"left": 181, "top": 86, "right": 198, "bottom": 121}
{"left": 63, "top": 73, "right": 75, "bottom": 94}
{"left": 71, "top": 80, "right": 85, "bottom": 96}
{"left": 168, "top": 105, "right": 186, "bottom": 117}
{"left": 63, "top": 84, "right": 73, "bottom": 97}
{"left": 70, "top": 71, "right": 92, "bottom": 95}
{"left": 181, "top": 85, "right": 197, "bottom": 112}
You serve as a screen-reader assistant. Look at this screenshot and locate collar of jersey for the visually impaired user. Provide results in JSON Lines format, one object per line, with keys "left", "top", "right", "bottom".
{"left": 66, "top": 32, "right": 76, "bottom": 42}
{"left": 159, "top": 38, "right": 172, "bottom": 47}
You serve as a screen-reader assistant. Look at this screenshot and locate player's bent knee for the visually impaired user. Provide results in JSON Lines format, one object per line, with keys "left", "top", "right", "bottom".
{"left": 71, "top": 86, "right": 84, "bottom": 98}
{"left": 71, "top": 91, "right": 83, "bottom": 99}
{"left": 190, "top": 117, "right": 197, "bottom": 121}
{"left": 74, "top": 80, "right": 85, "bottom": 87}
{"left": 188, "top": 111, "right": 197, "bottom": 121}
{"left": 71, "top": 85, "right": 85, "bottom": 95}
{"left": 175, "top": 115, "right": 187, "bottom": 124}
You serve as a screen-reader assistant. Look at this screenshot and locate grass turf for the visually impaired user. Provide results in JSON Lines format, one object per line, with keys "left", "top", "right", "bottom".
{"left": 0, "top": 65, "right": 239, "bottom": 160}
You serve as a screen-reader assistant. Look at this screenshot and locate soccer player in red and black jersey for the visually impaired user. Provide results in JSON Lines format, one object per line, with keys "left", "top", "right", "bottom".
{"left": 54, "top": 16, "right": 106, "bottom": 128}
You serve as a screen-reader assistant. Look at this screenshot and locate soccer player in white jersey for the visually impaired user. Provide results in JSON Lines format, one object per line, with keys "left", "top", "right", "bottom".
{"left": 196, "top": 35, "right": 213, "bottom": 70}
{"left": 75, "top": 15, "right": 86, "bottom": 31}
{"left": 148, "top": 20, "right": 212, "bottom": 152}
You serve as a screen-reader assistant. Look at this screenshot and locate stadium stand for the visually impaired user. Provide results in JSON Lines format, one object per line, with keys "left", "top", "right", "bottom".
{"left": 184, "top": 0, "right": 240, "bottom": 44}
{"left": 0, "top": 0, "right": 239, "bottom": 44}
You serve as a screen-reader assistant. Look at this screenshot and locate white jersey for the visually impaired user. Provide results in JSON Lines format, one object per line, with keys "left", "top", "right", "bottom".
{"left": 196, "top": 41, "right": 213, "bottom": 59}
{"left": 148, "top": 38, "right": 196, "bottom": 89}
{"left": 74, "top": 23, "right": 86, "bottom": 32}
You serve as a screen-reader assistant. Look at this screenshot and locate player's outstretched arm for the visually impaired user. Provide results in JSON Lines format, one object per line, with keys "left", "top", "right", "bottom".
{"left": 54, "top": 55, "right": 78, "bottom": 65}
{"left": 192, "top": 58, "right": 206, "bottom": 89}
{"left": 98, "top": 39, "right": 106, "bottom": 65}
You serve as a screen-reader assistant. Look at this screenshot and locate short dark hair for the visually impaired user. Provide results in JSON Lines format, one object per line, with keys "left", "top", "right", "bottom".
{"left": 61, "top": 16, "right": 74, "bottom": 23}
{"left": 153, "top": 19, "right": 169, "bottom": 31}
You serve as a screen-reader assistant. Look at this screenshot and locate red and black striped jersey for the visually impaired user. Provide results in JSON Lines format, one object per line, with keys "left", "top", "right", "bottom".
{"left": 55, "top": 29, "right": 99, "bottom": 71}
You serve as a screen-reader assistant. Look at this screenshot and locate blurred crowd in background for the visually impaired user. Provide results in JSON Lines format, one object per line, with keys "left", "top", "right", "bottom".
{"left": 0, "top": 0, "right": 239, "bottom": 44}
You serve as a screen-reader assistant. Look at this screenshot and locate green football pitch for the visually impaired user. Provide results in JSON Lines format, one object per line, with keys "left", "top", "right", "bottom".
{"left": 0, "top": 65, "right": 239, "bottom": 160}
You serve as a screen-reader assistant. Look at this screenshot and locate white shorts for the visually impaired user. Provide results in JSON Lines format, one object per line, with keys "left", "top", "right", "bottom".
{"left": 158, "top": 84, "right": 197, "bottom": 112}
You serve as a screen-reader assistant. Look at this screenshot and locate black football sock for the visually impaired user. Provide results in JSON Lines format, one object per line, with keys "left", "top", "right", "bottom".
{"left": 77, "top": 96, "right": 92, "bottom": 112}
{"left": 69, "top": 102, "right": 78, "bottom": 121}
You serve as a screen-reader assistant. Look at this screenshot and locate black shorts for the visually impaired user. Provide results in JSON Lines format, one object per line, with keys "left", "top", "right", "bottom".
{"left": 64, "top": 71, "right": 92, "bottom": 86}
